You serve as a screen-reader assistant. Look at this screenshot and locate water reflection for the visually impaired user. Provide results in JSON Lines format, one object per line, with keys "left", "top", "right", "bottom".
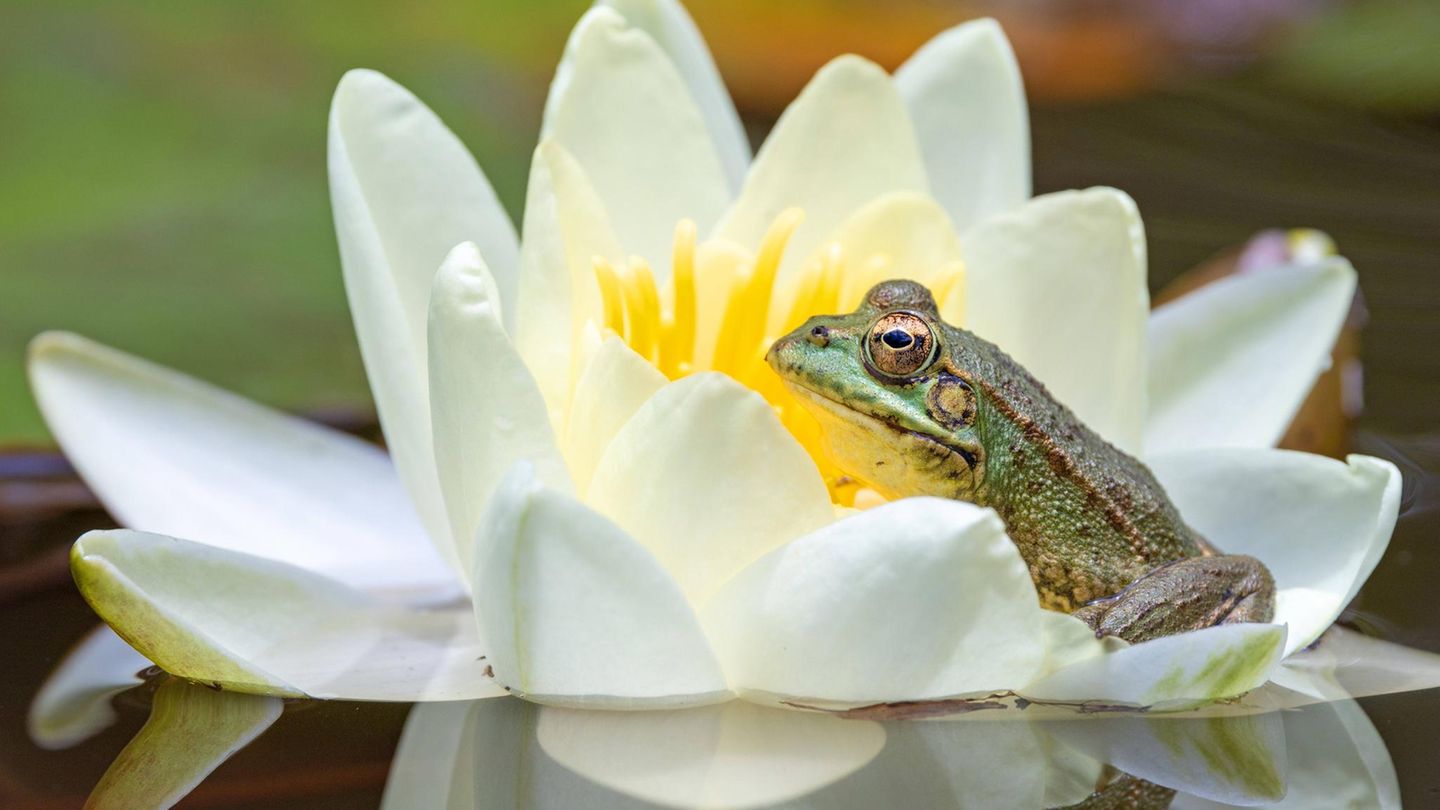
{"left": 66, "top": 676, "right": 1401, "bottom": 809}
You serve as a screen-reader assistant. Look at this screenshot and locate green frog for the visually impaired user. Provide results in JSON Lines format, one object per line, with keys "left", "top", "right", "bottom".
{"left": 767, "top": 279, "right": 1274, "bottom": 643}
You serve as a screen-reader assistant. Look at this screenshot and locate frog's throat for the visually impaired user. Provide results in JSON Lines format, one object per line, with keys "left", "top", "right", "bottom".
{"left": 780, "top": 380, "right": 980, "bottom": 477}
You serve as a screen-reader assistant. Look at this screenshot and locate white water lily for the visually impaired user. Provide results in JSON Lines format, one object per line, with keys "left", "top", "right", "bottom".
{"left": 31, "top": 0, "right": 1401, "bottom": 711}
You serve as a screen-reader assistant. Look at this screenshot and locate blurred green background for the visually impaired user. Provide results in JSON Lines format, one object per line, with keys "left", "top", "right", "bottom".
{"left": 2, "top": 0, "right": 1439, "bottom": 444}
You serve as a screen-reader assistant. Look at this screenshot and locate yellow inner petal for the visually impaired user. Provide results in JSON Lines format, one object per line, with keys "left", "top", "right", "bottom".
{"left": 585, "top": 212, "right": 965, "bottom": 505}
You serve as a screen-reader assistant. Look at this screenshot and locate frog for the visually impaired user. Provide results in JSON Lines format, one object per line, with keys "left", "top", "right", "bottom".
{"left": 766, "top": 279, "right": 1274, "bottom": 643}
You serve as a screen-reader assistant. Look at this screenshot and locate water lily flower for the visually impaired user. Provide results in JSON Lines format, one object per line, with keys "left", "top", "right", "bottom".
{"left": 31, "top": 0, "right": 1400, "bottom": 711}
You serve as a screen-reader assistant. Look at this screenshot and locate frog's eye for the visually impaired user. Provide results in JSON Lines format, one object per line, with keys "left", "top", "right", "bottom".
{"left": 865, "top": 311, "right": 937, "bottom": 379}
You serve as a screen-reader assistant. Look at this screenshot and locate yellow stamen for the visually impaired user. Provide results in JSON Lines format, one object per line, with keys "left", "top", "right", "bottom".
{"left": 663, "top": 219, "right": 698, "bottom": 378}
{"left": 592, "top": 256, "right": 626, "bottom": 337}
{"left": 713, "top": 208, "right": 803, "bottom": 375}
{"left": 621, "top": 257, "right": 661, "bottom": 363}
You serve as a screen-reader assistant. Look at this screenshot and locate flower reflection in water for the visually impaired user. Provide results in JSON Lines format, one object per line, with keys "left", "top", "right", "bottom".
{"left": 38, "top": 624, "right": 1436, "bottom": 809}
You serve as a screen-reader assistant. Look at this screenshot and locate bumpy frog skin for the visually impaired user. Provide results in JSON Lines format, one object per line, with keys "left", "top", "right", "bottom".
{"left": 768, "top": 279, "right": 1275, "bottom": 643}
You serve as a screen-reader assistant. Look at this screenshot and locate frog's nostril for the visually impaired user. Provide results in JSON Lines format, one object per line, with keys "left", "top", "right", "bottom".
{"left": 807, "top": 325, "right": 830, "bottom": 347}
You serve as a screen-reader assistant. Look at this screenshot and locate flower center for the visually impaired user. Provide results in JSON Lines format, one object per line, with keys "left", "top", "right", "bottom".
{"left": 589, "top": 211, "right": 964, "bottom": 505}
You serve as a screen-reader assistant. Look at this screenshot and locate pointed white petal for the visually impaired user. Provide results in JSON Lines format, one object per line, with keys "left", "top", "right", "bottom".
{"left": 1150, "top": 449, "right": 1401, "bottom": 656}
{"left": 329, "top": 70, "right": 520, "bottom": 560}
{"left": 516, "top": 141, "right": 624, "bottom": 422}
{"left": 715, "top": 55, "right": 928, "bottom": 302}
{"left": 72, "top": 529, "right": 500, "bottom": 701}
{"left": 428, "top": 243, "right": 571, "bottom": 580}
{"left": 1145, "top": 259, "right": 1358, "bottom": 454}
{"left": 28, "top": 626, "right": 150, "bottom": 750}
{"left": 472, "top": 466, "right": 731, "bottom": 708}
{"left": 563, "top": 336, "right": 668, "bottom": 495}
{"left": 28, "top": 333, "right": 454, "bottom": 596}
{"left": 542, "top": 6, "right": 729, "bottom": 276}
{"left": 587, "top": 373, "right": 833, "bottom": 607}
{"left": 536, "top": 702, "right": 886, "bottom": 808}
{"left": 962, "top": 187, "right": 1148, "bottom": 454}
{"left": 894, "top": 18, "right": 1029, "bottom": 231}
{"left": 599, "top": 0, "right": 750, "bottom": 192}
{"left": 704, "top": 497, "right": 1050, "bottom": 704}
{"left": 1023, "top": 624, "right": 1286, "bottom": 710}
{"left": 86, "top": 680, "right": 282, "bottom": 810}
{"left": 816, "top": 191, "right": 965, "bottom": 320}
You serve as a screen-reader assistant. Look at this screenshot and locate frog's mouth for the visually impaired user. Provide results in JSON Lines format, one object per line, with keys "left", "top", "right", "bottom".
{"left": 781, "top": 381, "right": 981, "bottom": 473}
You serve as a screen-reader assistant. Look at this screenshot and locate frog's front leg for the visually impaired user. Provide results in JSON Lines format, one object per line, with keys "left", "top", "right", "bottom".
{"left": 1070, "top": 556, "right": 1275, "bottom": 644}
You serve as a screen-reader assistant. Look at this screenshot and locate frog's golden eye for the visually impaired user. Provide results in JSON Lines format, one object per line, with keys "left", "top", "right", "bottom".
{"left": 865, "top": 311, "right": 937, "bottom": 379}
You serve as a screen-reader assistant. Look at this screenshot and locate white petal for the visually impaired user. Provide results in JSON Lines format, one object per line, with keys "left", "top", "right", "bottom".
{"left": 1276, "top": 627, "right": 1440, "bottom": 704}
{"left": 329, "top": 70, "right": 520, "bottom": 559}
{"left": 563, "top": 335, "right": 668, "bottom": 495}
{"left": 86, "top": 680, "right": 282, "bottom": 810}
{"left": 962, "top": 187, "right": 1148, "bottom": 454}
{"left": 28, "top": 333, "right": 454, "bottom": 596}
{"left": 472, "top": 466, "right": 731, "bottom": 708}
{"left": 428, "top": 243, "right": 571, "bottom": 580}
{"left": 810, "top": 713, "right": 1094, "bottom": 808}
{"left": 1170, "top": 699, "right": 1400, "bottom": 810}
{"left": 816, "top": 191, "right": 965, "bottom": 321}
{"left": 516, "top": 141, "right": 624, "bottom": 423}
{"left": 715, "top": 55, "right": 928, "bottom": 300}
{"left": 599, "top": 0, "right": 750, "bottom": 192}
{"left": 71, "top": 529, "right": 500, "bottom": 701}
{"left": 704, "top": 497, "right": 1050, "bottom": 704}
{"left": 543, "top": 6, "right": 730, "bottom": 275}
{"left": 1023, "top": 624, "right": 1286, "bottom": 710}
{"left": 536, "top": 702, "right": 886, "bottom": 808}
{"left": 28, "top": 626, "right": 150, "bottom": 750}
{"left": 1048, "top": 713, "right": 1286, "bottom": 805}
{"left": 1145, "top": 259, "right": 1358, "bottom": 454}
{"left": 894, "top": 18, "right": 1030, "bottom": 231}
{"left": 380, "top": 702, "right": 475, "bottom": 810}
{"left": 587, "top": 373, "right": 833, "bottom": 607}
{"left": 1150, "top": 449, "right": 1401, "bottom": 656}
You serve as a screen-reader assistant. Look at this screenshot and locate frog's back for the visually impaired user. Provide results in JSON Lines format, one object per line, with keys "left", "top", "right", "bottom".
{"left": 943, "top": 323, "right": 1205, "bottom": 609}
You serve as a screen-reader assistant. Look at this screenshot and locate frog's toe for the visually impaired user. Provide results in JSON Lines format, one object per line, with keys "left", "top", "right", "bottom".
{"left": 1069, "top": 555, "right": 1275, "bottom": 644}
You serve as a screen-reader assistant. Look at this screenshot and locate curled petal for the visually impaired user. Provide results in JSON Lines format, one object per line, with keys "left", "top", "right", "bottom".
{"left": 1150, "top": 449, "right": 1401, "bottom": 656}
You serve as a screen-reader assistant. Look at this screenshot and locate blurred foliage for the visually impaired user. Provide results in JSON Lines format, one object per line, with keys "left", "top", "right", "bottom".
{"left": 1267, "top": 0, "right": 1440, "bottom": 114}
{"left": 0, "top": 0, "right": 587, "bottom": 444}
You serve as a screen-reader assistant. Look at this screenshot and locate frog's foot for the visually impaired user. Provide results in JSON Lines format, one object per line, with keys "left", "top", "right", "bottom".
{"left": 1070, "top": 555, "right": 1275, "bottom": 644}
